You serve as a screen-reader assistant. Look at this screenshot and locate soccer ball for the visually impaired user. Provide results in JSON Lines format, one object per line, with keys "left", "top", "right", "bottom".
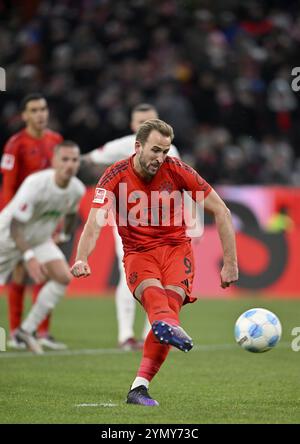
{"left": 234, "top": 308, "right": 282, "bottom": 353}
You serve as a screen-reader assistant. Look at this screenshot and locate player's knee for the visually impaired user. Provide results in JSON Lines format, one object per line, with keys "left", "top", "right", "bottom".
{"left": 56, "top": 272, "right": 72, "bottom": 286}
{"left": 135, "top": 279, "right": 162, "bottom": 301}
{"left": 164, "top": 285, "right": 185, "bottom": 300}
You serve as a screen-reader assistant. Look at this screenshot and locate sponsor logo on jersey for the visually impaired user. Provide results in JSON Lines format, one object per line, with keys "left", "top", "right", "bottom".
{"left": 93, "top": 188, "right": 106, "bottom": 204}
{"left": 1, "top": 153, "right": 15, "bottom": 170}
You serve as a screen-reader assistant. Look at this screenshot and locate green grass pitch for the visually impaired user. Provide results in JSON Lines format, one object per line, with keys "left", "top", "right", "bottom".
{"left": 0, "top": 294, "right": 299, "bottom": 424}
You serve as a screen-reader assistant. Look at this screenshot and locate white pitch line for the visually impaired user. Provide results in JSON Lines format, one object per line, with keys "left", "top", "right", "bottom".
{"left": 75, "top": 403, "right": 118, "bottom": 408}
{"left": 0, "top": 341, "right": 291, "bottom": 359}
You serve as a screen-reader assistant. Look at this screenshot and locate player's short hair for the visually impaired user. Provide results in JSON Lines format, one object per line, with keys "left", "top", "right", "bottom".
{"left": 136, "top": 119, "right": 174, "bottom": 145}
{"left": 131, "top": 103, "right": 157, "bottom": 115}
{"left": 20, "top": 93, "right": 47, "bottom": 111}
{"left": 54, "top": 140, "right": 80, "bottom": 154}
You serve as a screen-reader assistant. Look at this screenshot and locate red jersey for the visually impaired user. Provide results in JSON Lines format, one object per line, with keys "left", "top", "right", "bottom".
{"left": 0, "top": 128, "right": 63, "bottom": 206}
{"left": 92, "top": 155, "right": 212, "bottom": 254}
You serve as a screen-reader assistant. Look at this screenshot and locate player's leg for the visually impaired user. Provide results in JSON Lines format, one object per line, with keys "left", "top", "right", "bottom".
{"left": 151, "top": 243, "right": 196, "bottom": 351}
{"left": 115, "top": 270, "right": 137, "bottom": 348}
{"left": 116, "top": 268, "right": 150, "bottom": 350}
{"left": 116, "top": 268, "right": 151, "bottom": 350}
{"left": 136, "top": 280, "right": 193, "bottom": 352}
{"left": 16, "top": 242, "right": 70, "bottom": 353}
{"left": 127, "top": 244, "right": 197, "bottom": 406}
{"left": 127, "top": 328, "right": 170, "bottom": 407}
{"left": 0, "top": 248, "right": 25, "bottom": 349}
{"left": 124, "top": 250, "right": 191, "bottom": 345}
{"left": 31, "top": 283, "right": 66, "bottom": 350}
{"left": 127, "top": 280, "right": 190, "bottom": 406}
{"left": 114, "top": 228, "right": 145, "bottom": 350}
{"left": 135, "top": 279, "right": 182, "bottom": 326}
{"left": 125, "top": 249, "right": 193, "bottom": 406}
{"left": 7, "top": 263, "right": 27, "bottom": 349}
{"left": 32, "top": 284, "right": 51, "bottom": 336}
{"left": 127, "top": 280, "right": 171, "bottom": 407}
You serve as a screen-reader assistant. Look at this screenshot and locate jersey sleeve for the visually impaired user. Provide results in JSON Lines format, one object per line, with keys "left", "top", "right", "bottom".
{"left": 91, "top": 164, "right": 121, "bottom": 210}
{"left": 89, "top": 138, "right": 128, "bottom": 164}
{"left": 0, "top": 138, "right": 21, "bottom": 205}
{"left": 10, "top": 176, "right": 38, "bottom": 223}
{"left": 169, "top": 159, "right": 212, "bottom": 202}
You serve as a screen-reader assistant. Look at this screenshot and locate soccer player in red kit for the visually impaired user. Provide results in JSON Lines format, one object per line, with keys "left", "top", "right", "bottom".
{"left": 0, "top": 93, "right": 63, "bottom": 349}
{"left": 71, "top": 119, "right": 238, "bottom": 406}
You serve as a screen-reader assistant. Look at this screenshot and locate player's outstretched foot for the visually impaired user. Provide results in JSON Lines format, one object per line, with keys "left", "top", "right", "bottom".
{"left": 37, "top": 335, "right": 67, "bottom": 350}
{"left": 15, "top": 328, "right": 44, "bottom": 355}
{"left": 152, "top": 321, "right": 193, "bottom": 352}
{"left": 119, "top": 337, "right": 144, "bottom": 351}
{"left": 126, "top": 385, "right": 159, "bottom": 407}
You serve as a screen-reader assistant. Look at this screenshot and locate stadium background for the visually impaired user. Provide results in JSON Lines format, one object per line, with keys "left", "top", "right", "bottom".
{"left": 1, "top": 0, "right": 300, "bottom": 298}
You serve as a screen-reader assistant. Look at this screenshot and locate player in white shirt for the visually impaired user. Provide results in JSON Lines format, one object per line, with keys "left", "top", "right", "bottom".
{"left": 0, "top": 141, "right": 85, "bottom": 353}
{"left": 83, "top": 104, "right": 180, "bottom": 350}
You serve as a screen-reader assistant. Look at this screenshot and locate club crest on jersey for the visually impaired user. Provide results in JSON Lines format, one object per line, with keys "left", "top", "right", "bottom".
{"left": 93, "top": 188, "right": 106, "bottom": 204}
{"left": 1, "top": 153, "right": 15, "bottom": 170}
{"left": 129, "top": 271, "right": 138, "bottom": 285}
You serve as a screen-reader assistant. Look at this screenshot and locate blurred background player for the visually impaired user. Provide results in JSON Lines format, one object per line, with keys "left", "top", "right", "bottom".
{"left": 0, "top": 93, "right": 64, "bottom": 350}
{"left": 82, "top": 103, "right": 180, "bottom": 350}
{"left": 0, "top": 141, "right": 85, "bottom": 354}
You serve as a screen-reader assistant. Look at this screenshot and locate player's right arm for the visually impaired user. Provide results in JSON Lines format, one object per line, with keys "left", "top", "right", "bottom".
{"left": 70, "top": 207, "right": 107, "bottom": 278}
{"left": 71, "top": 161, "right": 124, "bottom": 277}
{"left": 0, "top": 137, "right": 20, "bottom": 205}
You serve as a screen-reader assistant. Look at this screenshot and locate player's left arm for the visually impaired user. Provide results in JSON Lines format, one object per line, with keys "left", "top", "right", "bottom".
{"left": 8, "top": 176, "right": 47, "bottom": 283}
{"left": 176, "top": 160, "right": 238, "bottom": 288}
{"left": 203, "top": 189, "right": 238, "bottom": 288}
{"left": 10, "top": 218, "right": 47, "bottom": 284}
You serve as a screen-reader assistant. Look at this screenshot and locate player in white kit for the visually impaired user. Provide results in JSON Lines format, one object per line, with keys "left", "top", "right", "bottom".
{"left": 0, "top": 141, "right": 85, "bottom": 353}
{"left": 83, "top": 104, "right": 180, "bottom": 350}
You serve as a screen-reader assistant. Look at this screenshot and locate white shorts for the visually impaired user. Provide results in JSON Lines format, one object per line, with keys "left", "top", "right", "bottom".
{"left": 0, "top": 239, "right": 65, "bottom": 285}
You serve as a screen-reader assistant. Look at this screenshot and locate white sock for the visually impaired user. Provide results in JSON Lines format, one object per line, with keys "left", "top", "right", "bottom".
{"left": 131, "top": 377, "right": 149, "bottom": 390}
{"left": 116, "top": 274, "right": 136, "bottom": 343}
{"left": 22, "top": 281, "right": 66, "bottom": 334}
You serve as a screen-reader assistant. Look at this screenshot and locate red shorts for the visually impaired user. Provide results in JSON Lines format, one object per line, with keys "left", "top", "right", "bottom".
{"left": 123, "top": 242, "right": 196, "bottom": 304}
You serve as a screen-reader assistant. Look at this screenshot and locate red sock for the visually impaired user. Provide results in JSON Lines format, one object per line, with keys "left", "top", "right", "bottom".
{"left": 137, "top": 287, "right": 185, "bottom": 382}
{"left": 165, "top": 289, "right": 183, "bottom": 316}
{"left": 141, "top": 286, "right": 179, "bottom": 326}
{"left": 8, "top": 283, "right": 26, "bottom": 334}
{"left": 137, "top": 330, "right": 170, "bottom": 381}
{"left": 32, "top": 284, "right": 51, "bottom": 336}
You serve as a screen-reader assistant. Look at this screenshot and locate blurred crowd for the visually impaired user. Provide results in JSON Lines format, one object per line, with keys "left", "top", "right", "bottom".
{"left": 1, "top": 0, "right": 300, "bottom": 185}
